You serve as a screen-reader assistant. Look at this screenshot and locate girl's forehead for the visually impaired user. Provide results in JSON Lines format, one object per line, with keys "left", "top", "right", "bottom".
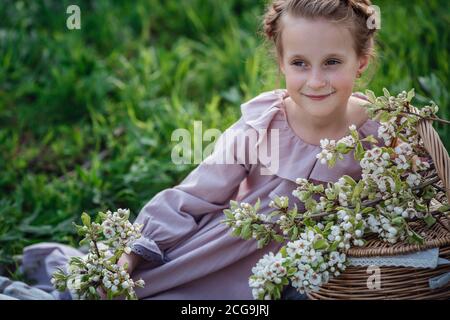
{"left": 281, "top": 16, "right": 355, "bottom": 59}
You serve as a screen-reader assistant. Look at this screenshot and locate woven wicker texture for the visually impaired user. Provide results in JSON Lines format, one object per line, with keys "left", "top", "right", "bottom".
{"left": 307, "top": 245, "right": 450, "bottom": 300}
{"left": 307, "top": 107, "right": 450, "bottom": 299}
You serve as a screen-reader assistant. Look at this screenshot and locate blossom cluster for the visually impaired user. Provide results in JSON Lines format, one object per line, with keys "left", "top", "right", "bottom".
{"left": 248, "top": 225, "right": 351, "bottom": 299}
{"left": 52, "top": 209, "right": 145, "bottom": 300}
{"left": 316, "top": 138, "right": 337, "bottom": 165}
{"left": 366, "top": 89, "right": 439, "bottom": 148}
{"left": 100, "top": 209, "right": 143, "bottom": 254}
{"left": 222, "top": 89, "right": 448, "bottom": 300}
{"left": 249, "top": 252, "right": 288, "bottom": 300}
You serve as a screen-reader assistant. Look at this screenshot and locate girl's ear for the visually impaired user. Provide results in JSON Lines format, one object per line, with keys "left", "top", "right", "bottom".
{"left": 357, "top": 54, "right": 370, "bottom": 75}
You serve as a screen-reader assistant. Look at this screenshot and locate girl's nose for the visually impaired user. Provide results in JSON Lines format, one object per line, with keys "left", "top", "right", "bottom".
{"left": 306, "top": 70, "right": 328, "bottom": 90}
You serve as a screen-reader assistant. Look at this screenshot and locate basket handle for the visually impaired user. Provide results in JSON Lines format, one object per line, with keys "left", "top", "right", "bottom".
{"left": 412, "top": 107, "right": 450, "bottom": 202}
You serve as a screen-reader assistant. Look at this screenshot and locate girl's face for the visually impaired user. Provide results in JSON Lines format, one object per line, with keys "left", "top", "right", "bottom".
{"left": 279, "top": 16, "right": 369, "bottom": 118}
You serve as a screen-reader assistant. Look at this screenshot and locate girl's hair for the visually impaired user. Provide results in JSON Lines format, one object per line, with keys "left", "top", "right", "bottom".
{"left": 262, "top": 0, "right": 378, "bottom": 60}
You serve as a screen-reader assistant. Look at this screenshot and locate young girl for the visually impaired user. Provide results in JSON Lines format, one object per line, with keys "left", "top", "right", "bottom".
{"left": 16, "top": 0, "right": 380, "bottom": 300}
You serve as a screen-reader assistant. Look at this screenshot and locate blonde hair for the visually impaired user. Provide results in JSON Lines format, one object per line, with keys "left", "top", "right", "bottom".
{"left": 262, "top": 0, "right": 378, "bottom": 60}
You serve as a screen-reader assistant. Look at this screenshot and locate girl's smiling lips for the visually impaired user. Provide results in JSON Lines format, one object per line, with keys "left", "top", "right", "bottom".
{"left": 301, "top": 92, "right": 335, "bottom": 101}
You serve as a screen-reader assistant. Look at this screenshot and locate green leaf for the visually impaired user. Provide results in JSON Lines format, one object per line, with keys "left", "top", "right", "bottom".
{"left": 74, "top": 224, "right": 86, "bottom": 236}
{"left": 379, "top": 111, "right": 392, "bottom": 123}
{"left": 324, "top": 222, "right": 334, "bottom": 232}
{"left": 329, "top": 241, "right": 339, "bottom": 251}
{"left": 361, "top": 135, "right": 379, "bottom": 145}
{"left": 257, "top": 237, "right": 268, "bottom": 249}
{"left": 353, "top": 220, "right": 363, "bottom": 231}
{"left": 422, "top": 186, "right": 436, "bottom": 200}
{"left": 365, "top": 90, "right": 376, "bottom": 103}
{"left": 407, "top": 229, "right": 424, "bottom": 245}
{"left": 273, "top": 286, "right": 281, "bottom": 300}
{"left": 355, "top": 202, "right": 361, "bottom": 214}
{"left": 272, "top": 234, "right": 285, "bottom": 243}
{"left": 223, "top": 209, "right": 234, "bottom": 220}
{"left": 325, "top": 188, "right": 336, "bottom": 200}
{"left": 229, "top": 200, "right": 238, "bottom": 210}
{"left": 290, "top": 204, "right": 298, "bottom": 217}
{"left": 89, "top": 286, "right": 96, "bottom": 296}
{"left": 361, "top": 207, "right": 375, "bottom": 214}
{"left": 304, "top": 198, "right": 317, "bottom": 211}
{"left": 79, "top": 238, "right": 89, "bottom": 246}
{"left": 313, "top": 184, "right": 324, "bottom": 193}
{"left": 231, "top": 227, "right": 241, "bottom": 237}
{"left": 352, "top": 181, "right": 364, "bottom": 200}
{"left": 336, "top": 143, "right": 350, "bottom": 154}
{"left": 407, "top": 88, "right": 415, "bottom": 102}
{"left": 415, "top": 202, "right": 427, "bottom": 212}
{"left": 328, "top": 155, "right": 337, "bottom": 168}
{"left": 313, "top": 239, "right": 329, "bottom": 250}
{"left": 254, "top": 198, "right": 261, "bottom": 212}
{"left": 240, "top": 224, "right": 252, "bottom": 239}
{"left": 287, "top": 268, "right": 297, "bottom": 276}
{"left": 349, "top": 129, "right": 358, "bottom": 142}
{"left": 424, "top": 214, "right": 436, "bottom": 227}
{"left": 437, "top": 204, "right": 450, "bottom": 213}
{"left": 391, "top": 217, "right": 405, "bottom": 226}
{"left": 355, "top": 142, "right": 365, "bottom": 161}
{"left": 274, "top": 196, "right": 288, "bottom": 208}
{"left": 291, "top": 226, "right": 298, "bottom": 240}
{"left": 266, "top": 282, "right": 275, "bottom": 291}
{"left": 98, "top": 212, "right": 107, "bottom": 221}
{"left": 342, "top": 175, "right": 356, "bottom": 187}
{"left": 81, "top": 212, "right": 91, "bottom": 227}
{"left": 393, "top": 175, "right": 403, "bottom": 193}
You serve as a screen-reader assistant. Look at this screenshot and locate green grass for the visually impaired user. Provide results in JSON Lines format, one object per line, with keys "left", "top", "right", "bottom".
{"left": 0, "top": 0, "right": 448, "bottom": 275}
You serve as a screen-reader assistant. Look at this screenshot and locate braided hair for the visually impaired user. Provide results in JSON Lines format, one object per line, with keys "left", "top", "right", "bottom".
{"left": 262, "top": 0, "right": 378, "bottom": 59}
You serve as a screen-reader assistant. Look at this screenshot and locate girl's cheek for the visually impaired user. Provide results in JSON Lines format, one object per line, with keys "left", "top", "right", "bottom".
{"left": 329, "top": 71, "right": 355, "bottom": 90}
{"left": 285, "top": 71, "right": 307, "bottom": 87}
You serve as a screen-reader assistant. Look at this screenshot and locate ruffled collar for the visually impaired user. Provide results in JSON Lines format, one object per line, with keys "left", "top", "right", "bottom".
{"left": 240, "top": 89, "right": 381, "bottom": 183}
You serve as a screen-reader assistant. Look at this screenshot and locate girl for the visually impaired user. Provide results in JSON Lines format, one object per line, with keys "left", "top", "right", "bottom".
{"left": 15, "top": 0, "right": 380, "bottom": 300}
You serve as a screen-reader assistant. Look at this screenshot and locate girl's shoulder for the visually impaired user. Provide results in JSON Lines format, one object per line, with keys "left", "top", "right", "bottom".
{"left": 239, "top": 89, "right": 287, "bottom": 130}
{"left": 348, "top": 92, "right": 372, "bottom": 129}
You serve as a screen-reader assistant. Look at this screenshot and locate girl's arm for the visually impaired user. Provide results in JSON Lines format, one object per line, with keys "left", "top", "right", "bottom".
{"left": 129, "top": 118, "right": 251, "bottom": 268}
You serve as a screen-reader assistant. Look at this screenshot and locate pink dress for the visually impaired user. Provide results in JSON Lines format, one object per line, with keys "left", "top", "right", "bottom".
{"left": 21, "top": 89, "right": 381, "bottom": 299}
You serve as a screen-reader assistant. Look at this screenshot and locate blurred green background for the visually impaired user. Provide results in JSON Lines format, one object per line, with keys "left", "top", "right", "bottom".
{"left": 0, "top": 0, "right": 448, "bottom": 276}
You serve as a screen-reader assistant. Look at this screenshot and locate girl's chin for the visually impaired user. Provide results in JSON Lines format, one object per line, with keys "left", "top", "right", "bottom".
{"left": 301, "top": 102, "right": 339, "bottom": 117}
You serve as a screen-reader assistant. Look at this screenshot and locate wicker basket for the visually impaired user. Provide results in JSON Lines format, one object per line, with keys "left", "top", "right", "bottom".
{"left": 307, "top": 110, "right": 450, "bottom": 300}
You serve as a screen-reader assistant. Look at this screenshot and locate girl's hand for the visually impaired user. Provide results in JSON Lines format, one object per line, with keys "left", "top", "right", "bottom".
{"left": 97, "top": 252, "right": 143, "bottom": 299}
{"left": 118, "top": 251, "right": 143, "bottom": 274}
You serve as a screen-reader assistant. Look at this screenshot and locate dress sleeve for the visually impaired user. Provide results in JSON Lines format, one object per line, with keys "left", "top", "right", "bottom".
{"left": 130, "top": 118, "right": 251, "bottom": 267}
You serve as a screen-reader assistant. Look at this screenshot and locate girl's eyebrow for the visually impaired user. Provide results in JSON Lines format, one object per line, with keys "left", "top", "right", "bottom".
{"left": 288, "top": 53, "right": 346, "bottom": 60}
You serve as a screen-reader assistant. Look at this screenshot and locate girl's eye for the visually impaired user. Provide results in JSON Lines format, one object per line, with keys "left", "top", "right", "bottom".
{"left": 292, "top": 61, "right": 306, "bottom": 68}
{"left": 292, "top": 60, "right": 340, "bottom": 67}
{"left": 326, "top": 59, "right": 341, "bottom": 66}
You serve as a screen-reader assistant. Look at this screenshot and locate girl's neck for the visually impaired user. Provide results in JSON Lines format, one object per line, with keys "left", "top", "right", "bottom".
{"left": 283, "top": 96, "right": 351, "bottom": 144}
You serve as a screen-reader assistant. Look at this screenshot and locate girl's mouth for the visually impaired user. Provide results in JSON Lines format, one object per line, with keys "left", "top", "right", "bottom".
{"left": 302, "top": 92, "right": 335, "bottom": 101}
